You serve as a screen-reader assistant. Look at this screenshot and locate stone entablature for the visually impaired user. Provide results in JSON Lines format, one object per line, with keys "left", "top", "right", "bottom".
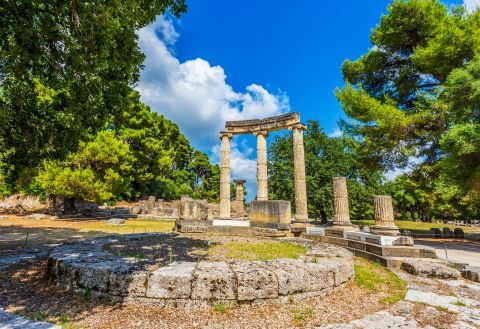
{"left": 46, "top": 235, "right": 354, "bottom": 308}
{"left": 224, "top": 113, "right": 301, "bottom": 134}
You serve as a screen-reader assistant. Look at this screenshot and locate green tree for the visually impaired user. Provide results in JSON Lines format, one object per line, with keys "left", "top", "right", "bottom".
{"left": 336, "top": 0, "right": 480, "bottom": 220}
{"left": 269, "top": 121, "right": 384, "bottom": 222}
{"left": 0, "top": 0, "right": 186, "bottom": 189}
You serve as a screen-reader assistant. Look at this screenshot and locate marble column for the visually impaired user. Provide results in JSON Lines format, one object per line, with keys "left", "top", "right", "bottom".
{"left": 219, "top": 132, "right": 232, "bottom": 219}
{"left": 371, "top": 195, "right": 399, "bottom": 236}
{"left": 255, "top": 130, "right": 269, "bottom": 201}
{"left": 332, "top": 177, "right": 352, "bottom": 226}
{"left": 291, "top": 124, "right": 308, "bottom": 222}
{"left": 234, "top": 179, "right": 246, "bottom": 202}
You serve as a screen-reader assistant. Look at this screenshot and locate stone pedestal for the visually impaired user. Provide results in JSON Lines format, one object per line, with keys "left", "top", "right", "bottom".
{"left": 371, "top": 195, "right": 399, "bottom": 236}
{"left": 291, "top": 124, "right": 308, "bottom": 222}
{"left": 250, "top": 200, "right": 291, "bottom": 230}
{"left": 232, "top": 179, "right": 246, "bottom": 218}
{"left": 332, "top": 177, "right": 353, "bottom": 227}
{"left": 254, "top": 131, "right": 268, "bottom": 201}
{"left": 219, "top": 133, "right": 232, "bottom": 219}
{"left": 179, "top": 197, "right": 209, "bottom": 220}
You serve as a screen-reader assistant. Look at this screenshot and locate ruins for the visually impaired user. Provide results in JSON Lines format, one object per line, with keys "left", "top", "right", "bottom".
{"left": 219, "top": 112, "right": 308, "bottom": 222}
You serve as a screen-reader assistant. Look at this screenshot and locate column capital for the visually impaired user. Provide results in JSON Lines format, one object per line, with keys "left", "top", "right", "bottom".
{"left": 288, "top": 123, "right": 307, "bottom": 131}
{"left": 233, "top": 179, "right": 246, "bottom": 185}
{"left": 219, "top": 132, "right": 233, "bottom": 139}
{"left": 253, "top": 130, "right": 269, "bottom": 137}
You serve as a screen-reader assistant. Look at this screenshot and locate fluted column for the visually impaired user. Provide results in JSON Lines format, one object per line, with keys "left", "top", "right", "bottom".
{"left": 291, "top": 124, "right": 308, "bottom": 222}
{"left": 254, "top": 131, "right": 269, "bottom": 201}
{"left": 219, "top": 132, "right": 232, "bottom": 219}
{"left": 332, "top": 177, "right": 352, "bottom": 226}
{"left": 371, "top": 195, "right": 399, "bottom": 236}
{"left": 234, "top": 179, "right": 246, "bottom": 202}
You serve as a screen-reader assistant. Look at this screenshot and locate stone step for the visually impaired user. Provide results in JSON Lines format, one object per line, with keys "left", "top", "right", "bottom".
{"left": 302, "top": 234, "right": 436, "bottom": 259}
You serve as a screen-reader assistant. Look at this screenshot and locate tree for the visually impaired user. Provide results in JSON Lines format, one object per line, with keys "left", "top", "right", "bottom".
{"left": 268, "top": 121, "right": 384, "bottom": 222}
{"left": 0, "top": 0, "right": 186, "bottom": 189}
{"left": 336, "top": 0, "right": 480, "bottom": 220}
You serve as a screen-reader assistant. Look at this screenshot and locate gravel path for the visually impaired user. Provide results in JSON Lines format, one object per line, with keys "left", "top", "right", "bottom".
{"left": 414, "top": 238, "right": 480, "bottom": 267}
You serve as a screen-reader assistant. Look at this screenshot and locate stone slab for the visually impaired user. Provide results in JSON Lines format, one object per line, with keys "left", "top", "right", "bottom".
{"left": 231, "top": 261, "right": 278, "bottom": 300}
{"left": 306, "top": 227, "right": 326, "bottom": 235}
{"left": 401, "top": 260, "right": 461, "bottom": 279}
{"left": 147, "top": 262, "right": 196, "bottom": 299}
{"left": 250, "top": 200, "right": 291, "bottom": 225}
{"left": 212, "top": 219, "right": 250, "bottom": 227}
{"left": 462, "top": 265, "right": 480, "bottom": 283}
{"left": 0, "top": 309, "right": 61, "bottom": 329}
{"left": 191, "top": 262, "right": 237, "bottom": 300}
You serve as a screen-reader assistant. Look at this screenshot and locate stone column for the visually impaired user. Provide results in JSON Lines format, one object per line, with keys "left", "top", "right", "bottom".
{"left": 219, "top": 132, "right": 232, "bottom": 219}
{"left": 291, "top": 124, "right": 308, "bottom": 222}
{"left": 234, "top": 179, "right": 246, "bottom": 202}
{"left": 254, "top": 130, "right": 269, "bottom": 201}
{"left": 371, "top": 195, "right": 399, "bottom": 236}
{"left": 332, "top": 177, "right": 352, "bottom": 226}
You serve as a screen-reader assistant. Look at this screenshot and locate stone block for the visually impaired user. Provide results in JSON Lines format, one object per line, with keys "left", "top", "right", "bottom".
{"left": 231, "top": 261, "right": 278, "bottom": 300}
{"left": 261, "top": 259, "right": 310, "bottom": 295}
{"left": 454, "top": 228, "right": 465, "bottom": 239}
{"left": 401, "top": 260, "right": 461, "bottom": 279}
{"left": 430, "top": 228, "right": 442, "bottom": 238}
{"left": 107, "top": 218, "right": 125, "bottom": 226}
{"left": 179, "top": 197, "right": 209, "bottom": 220}
{"left": 75, "top": 264, "right": 111, "bottom": 292}
{"left": 462, "top": 265, "right": 480, "bottom": 283}
{"left": 250, "top": 200, "right": 291, "bottom": 226}
{"left": 147, "top": 262, "right": 196, "bottom": 299}
{"left": 442, "top": 227, "right": 454, "bottom": 238}
{"left": 191, "top": 262, "right": 236, "bottom": 300}
{"left": 305, "top": 227, "right": 326, "bottom": 236}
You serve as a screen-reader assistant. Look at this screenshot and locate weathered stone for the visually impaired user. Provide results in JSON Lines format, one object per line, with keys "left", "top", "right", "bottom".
{"left": 442, "top": 227, "right": 453, "bottom": 238}
{"left": 45, "top": 194, "right": 75, "bottom": 216}
{"left": 131, "top": 206, "right": 142, "bottom": 215}
{"left": 107, "top": 218, "right": 125, "bottom": 226}
{"left": 0, "top": 203, "right": 26, "bottom": 215}
{"left": 230, "top": 261, "right": 278, "bottom": 300}
{"left": 371, "top": 195, "right": 399, "bottom": 236}
{"left": 401, "top": 260, "right": 461, "bottom": 279}
{"left": 430, "top": 228, "right": 442, "bottom": 238}
{"left": 178, "top": 197, "right": 209, "bottom": 221}
{"left": 219, "top": 132, "right": 232, "bottom": 219}
{"left": 191, "top": 262, "right": 236, "bottom": 300}
{"left": 261, "top": 259, "right": 311, "bottom": 295}
{"left": 332, "top": 177, "right": 351, "bottom": 226}
{"left": 147, "top": 262, "right": 196, "bottom": 299}
{"left": 454, "top": 228, "right": 465, "bottom": 239}
{"left": 254, "top": 130, "right": 269, "bottom": 201}
{"left": 462, "top": 265, "right": 480, "bottom": 283}
{"left": 75, "top": 264, "right": 111, "bottom": 292}
{"left": 250, "top": 200, "right": 291, "bottom": 226}
{"left": 291, "top": 124, "right": 308, "bottom": 222}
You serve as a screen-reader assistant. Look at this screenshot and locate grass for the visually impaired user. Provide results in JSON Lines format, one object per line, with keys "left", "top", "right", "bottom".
{"left": 209, "top": 241, "right": 308, "bottom": 261}
{"left": 354, "top": 257, "right": 407, "bottom": 305}
{"left": 0, "top": 216, "right": 175, "bottom": 234}
{"left": 14, "top": 310, "right": 48, "bottom": 322}
{"left": 454, "top": 300, "right": 466, "bottom": 307}
{"left": 351, "top": 219, "right": 477, "bottom": 234}
{"left": 213, "top": 302, "right": 227, "bottom": 314}
{"left": 291, "top": 306, "right": 315, "bottom": 322}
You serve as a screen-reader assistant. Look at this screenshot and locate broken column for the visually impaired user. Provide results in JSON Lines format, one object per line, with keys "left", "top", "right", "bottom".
{"left": 291, "top": 124, "right": 308, "bottom": 222}
{"left": 254, "top": 130, "right": 269, "bottom": 201}
{"left": 232, "top": 179, "right": 246, "bottom": 218}
{"left": 332, "top": 177, "right": 352, "bottom": 226}
{"left": 371, "top": 195, "right": 400, "bottom": 236}
{"left": 219, "top": 132, "right": 232, "bottom": 219}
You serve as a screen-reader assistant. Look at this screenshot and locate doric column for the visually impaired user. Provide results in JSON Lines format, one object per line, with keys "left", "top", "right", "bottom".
{"left": 291, "top": 124, "right": 308, "bottom": 222}
{"left": 234, "top": 179, "right": 246, "bottom": 202}
{"left": 332, "top": 177, "right": 352, "bottom": 226}
{"left": 371, "top": 195, "right": 399, "bottom": 236}
{"left": 254, "top": 130, "right": 269, "bottom": 201}
{"left": 219, "top": 132, "right": 232, "bottom": 219}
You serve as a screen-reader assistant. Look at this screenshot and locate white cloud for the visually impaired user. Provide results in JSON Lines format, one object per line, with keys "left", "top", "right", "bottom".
{"left": 137, "top": 16, "right": 289, "bottom": 149}
{"left": 137, "top": 16, "right": 290, "bottom": 200}
{"left": 329, "top": 128, "right": 343, "bottom": 138}
{"left": 464, "top": 0, "right": 480, "bottom": 13}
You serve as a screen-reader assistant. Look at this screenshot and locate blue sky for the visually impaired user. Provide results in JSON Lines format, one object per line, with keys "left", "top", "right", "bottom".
{"left": 137, "top": 0, "right": 474, "bottom": 200}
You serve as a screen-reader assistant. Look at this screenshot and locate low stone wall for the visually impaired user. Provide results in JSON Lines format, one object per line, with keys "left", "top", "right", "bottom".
{"left": 46, "top": 234, "right": 354, "bottom": 308}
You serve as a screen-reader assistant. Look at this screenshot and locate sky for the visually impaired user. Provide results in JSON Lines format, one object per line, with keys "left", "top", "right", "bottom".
{"left": 136, "top": 0, "right": 479, "bottom": 200}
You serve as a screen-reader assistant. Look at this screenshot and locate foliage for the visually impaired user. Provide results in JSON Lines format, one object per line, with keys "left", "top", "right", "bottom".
{"left": 336, "top": 0, "right": 480, "bottom": 220}
{"left": 268, "top": 120, "right": 384, "bottom": 221}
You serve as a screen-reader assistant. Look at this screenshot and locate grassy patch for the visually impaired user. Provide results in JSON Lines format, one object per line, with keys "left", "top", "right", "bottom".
{"left": 213, "top": 302, "right": 226, "bottom": 314}
{"left": 351, "top": 219, "right": 476, "bottom": 234}
{"left": 209, "top": 241, "right": 307, "bottom": 261}
{"left": 354, "top": 257, "right": 407, "bottom": 305}
{"left": 291, "top": 306, "right": 314, "bottom": 322}
{"left": 15, "top": 310, "right": 48, "bottom": 322}
{"left": 454, "top": 300, "right": 466, "bottom": 307}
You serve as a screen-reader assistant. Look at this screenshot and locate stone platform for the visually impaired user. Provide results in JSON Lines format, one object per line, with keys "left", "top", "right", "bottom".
{"left": 46, "top": 234, "right": 354, "bottom": 308}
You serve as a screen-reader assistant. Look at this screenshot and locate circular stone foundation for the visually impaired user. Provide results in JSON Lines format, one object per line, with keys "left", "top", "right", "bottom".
{"left": 46, "top": 234, "right": 354, "bottom": 308}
